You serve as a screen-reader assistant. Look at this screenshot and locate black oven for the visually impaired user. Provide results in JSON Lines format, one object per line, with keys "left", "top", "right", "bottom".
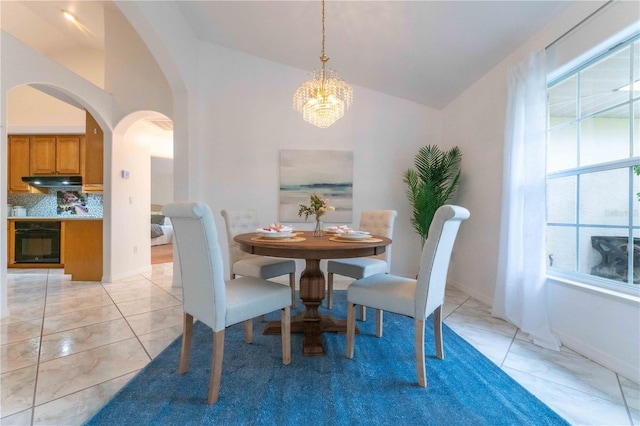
{"left": 14, "top": 221, "right": 61, "bottom": 264}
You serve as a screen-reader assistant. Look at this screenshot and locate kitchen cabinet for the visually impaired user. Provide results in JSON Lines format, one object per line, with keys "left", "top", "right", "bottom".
{"left": 7, "top": 218, "right": 103, "bottom": 281}
{"left": 8, "top": 130, "right": 103, "bottom": 192}
{"left": 31, "top": 135, "right": 82, "bottom": 175}
{"left": 8, "top": 136, "right": 31, "bottom": 193}
{"left": 83, "top": 110, "right": 104, "bottom": 190}
{"left": 64, "top": 219, "right": 102, "bottom": 281}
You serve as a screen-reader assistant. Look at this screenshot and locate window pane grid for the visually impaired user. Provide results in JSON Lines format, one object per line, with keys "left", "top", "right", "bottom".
{"left": 547, "top": 33, "right": 640, "bottom": 295}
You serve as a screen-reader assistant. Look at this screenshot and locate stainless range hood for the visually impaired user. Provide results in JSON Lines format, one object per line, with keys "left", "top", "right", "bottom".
{"left": 22, "top": 176, "right": 83, "bottom": 188}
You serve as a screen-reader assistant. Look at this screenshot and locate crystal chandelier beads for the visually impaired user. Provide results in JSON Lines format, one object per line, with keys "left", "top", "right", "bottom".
{"left": 293, "top": 68, "right": 353, "bottom": 128}
{"left": 293, "top": 0, "right": 353, "bottom": 128}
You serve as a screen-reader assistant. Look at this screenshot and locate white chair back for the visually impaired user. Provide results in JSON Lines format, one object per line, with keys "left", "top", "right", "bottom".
{"left": 415, "top": 205, "right": 470, "bottom": 320}
{"left": 220, "top": 209, "right": 261, "bottom": 265}
{"left": 359, "top": 210, "right": 397, "bottom": 263}
{"left": 163, "top": 202, "right": 227, "bottom": 332}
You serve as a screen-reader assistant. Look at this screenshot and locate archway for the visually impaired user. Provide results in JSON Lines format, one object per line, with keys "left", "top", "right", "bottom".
{"left": 109, "top": 111, "right": 173, "bottom": 279}
{"left": 2, "top": 82, "right": 112, "bottom": 317}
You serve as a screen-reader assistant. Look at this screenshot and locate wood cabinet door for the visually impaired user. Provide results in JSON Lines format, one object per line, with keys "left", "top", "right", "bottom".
{"left": 64, "top": 220, "right": 103, "bottom": 281}
{"left": 30, "top": 136, "right": 57, "bottom": 175}
{"left": 8, "top": 136, "right": 31, "bottom": 192}
{"left": 56, "top": 136, "right": 81, "bottom": 174}
{"left": 84, "top": 111, "right": 104, "bottom": 185}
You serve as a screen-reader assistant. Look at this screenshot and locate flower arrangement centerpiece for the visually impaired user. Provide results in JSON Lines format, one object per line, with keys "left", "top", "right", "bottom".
{"left": 298, "top": 193, "right": 334, "bottom": 236}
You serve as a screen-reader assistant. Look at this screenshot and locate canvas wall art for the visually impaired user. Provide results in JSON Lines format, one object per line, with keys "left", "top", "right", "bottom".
{"left": 279, "top": 149, "right": 353, "bottom": 223}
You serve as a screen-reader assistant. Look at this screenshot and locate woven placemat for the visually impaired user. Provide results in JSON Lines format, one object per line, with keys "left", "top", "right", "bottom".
{"left": 329, "top": 237, "right": 383, "bottom": 243}
{"left": 251, "top": 236, "right": 306, "bottom": 243}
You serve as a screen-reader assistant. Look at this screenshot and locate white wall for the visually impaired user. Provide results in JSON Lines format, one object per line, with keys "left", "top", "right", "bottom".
{"left": 104, "top": 6, "right": 172, "bottom": 123}
{"left": 442, "top": 1, "right": 639, "bottom": 379}
{"left": 110, "top": 2, "right": 637, "bottom": 379}
{"left": 100, "top": 5, "right": 174, "bottom": 281}
{"left": 2, "top": 11, "right": 175, "bottom": 291}
{"left": 151, "top": 157, "right": 173, "bottom": 207}
{"left": 7, "top": 86, "right": 85, "bottom": 133}
{"left": 549, "top": 278, "right": 639, "bottom": 380}
{"left": 115, "top": 2, "right": 441, "bottom": 281}
{"left": 110, "top": 117, "right": 152, "bottom": 277}
{"left": 50, "top": 47, "right": 105, "bottom": 88}
{"left": 3, "top": 0, "right": 636, "bottom": 380}
{"left": 191, "top": 42, "right": 439, "bottom": 279}
{"left": 0, "top": 32, "right": 114, "bottom": 318}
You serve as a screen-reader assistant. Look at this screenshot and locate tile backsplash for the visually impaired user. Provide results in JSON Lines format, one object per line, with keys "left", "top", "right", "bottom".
{"left": 8, "top": 187, "right": 103, "bottom": 217}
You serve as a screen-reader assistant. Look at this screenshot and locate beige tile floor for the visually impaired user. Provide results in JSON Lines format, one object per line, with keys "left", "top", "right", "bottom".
{"left": 1, "top": 264, "right": 639, "bottom": 425}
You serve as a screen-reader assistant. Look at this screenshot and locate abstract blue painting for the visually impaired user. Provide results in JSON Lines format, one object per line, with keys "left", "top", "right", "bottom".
{"left": 279, "top": 149, "right": 353, "bottom": 223}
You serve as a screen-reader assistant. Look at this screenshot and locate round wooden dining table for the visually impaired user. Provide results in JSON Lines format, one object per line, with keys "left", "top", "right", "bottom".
{"left": 234, "top": 231, "right": 392, "bottom": 356}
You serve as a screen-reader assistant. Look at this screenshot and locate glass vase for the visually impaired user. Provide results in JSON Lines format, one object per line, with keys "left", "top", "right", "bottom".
{"left": 313, "top": 219, "right": 323, "bottom": 237}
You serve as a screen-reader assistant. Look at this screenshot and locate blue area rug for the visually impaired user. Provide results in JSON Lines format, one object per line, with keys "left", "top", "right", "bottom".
{"left": 86, "top": 291, "right": 567, "bottom": 425}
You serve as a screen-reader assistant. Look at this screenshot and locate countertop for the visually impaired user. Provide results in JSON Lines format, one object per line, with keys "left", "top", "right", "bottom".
{"left": 7, "top": 217, "right": 103, "bottom": 220}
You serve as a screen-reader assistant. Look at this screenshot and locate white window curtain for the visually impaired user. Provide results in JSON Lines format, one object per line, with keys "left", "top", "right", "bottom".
{"left": 492, "top": 50, "right": 560, "bottom": 351}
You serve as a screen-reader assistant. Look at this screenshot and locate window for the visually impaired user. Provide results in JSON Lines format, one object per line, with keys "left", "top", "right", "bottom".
{"left": 547, "top": 34, "right": 640, "bottom": 295}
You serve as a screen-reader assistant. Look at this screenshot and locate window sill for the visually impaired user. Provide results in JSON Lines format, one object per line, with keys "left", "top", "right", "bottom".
{"left": 546, "top": 272, "right": 640, "bottom": 304}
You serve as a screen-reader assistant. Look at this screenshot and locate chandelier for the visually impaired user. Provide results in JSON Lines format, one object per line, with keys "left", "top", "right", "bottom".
{"left": 293, "top": 0, "right": 353, "bottom": 128}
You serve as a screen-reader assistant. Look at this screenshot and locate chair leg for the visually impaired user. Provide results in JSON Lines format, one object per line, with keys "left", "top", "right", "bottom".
{"left": 327, "top": 273, "right": 334, "bottom": 309}
{"left": 179, "top": 313, "right": 194, "bottom": 374}
{"left": 281, "top": 306, "right": 291, "bottom": 365}
{"left": 376, "top": 309, "right": 383, "bottom": 337}
{"left": 244, "top": 319, "right": 253, "bottom": 344}
{"left": 359, "top": 305, "right": 366, "bottom": 322}
{"left": 346, "top": 302, "right": 356, "bottom": 358}
{"left": 415, "top": 319, "right": 426, "bottom": 387}
{"left": 289, "top": 273, "right": 296, "bottom": 308}
{"left": 208, "top": 330, "right": 225, "bottom": 404}
{"left": 434, "top": 305, "right": 444, "bottom": 359}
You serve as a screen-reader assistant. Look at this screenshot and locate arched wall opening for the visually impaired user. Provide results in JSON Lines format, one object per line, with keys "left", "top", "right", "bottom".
{"left": 108, "top": 111, "right": 173, "bottom": 281}
{"left": 1, "top": 81, "right": 113, "bottom": 318}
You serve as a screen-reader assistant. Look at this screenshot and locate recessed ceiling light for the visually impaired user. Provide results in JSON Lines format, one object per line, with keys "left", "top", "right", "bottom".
{"left": 62, "top": 10, "right": 77, "bottom": 23}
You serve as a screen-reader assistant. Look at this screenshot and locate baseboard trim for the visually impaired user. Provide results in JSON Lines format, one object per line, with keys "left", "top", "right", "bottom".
{"left": 553, "top": 328, "right": 639, "bottom": 381}
{"left": 448, "top": 279, "right": 493, "bottom": 306}
{"left": 103, "top": 266, "right": 152, "bottom": 283}
{"left": 447, "top": 279, "right": 639, "bottom": 381}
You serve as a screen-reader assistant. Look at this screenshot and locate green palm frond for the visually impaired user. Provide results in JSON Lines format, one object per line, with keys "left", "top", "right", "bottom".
{"left": 404, "top": 145, "right": 462, "bottom": 241}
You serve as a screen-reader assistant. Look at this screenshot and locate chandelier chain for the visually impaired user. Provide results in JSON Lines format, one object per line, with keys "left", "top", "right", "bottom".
{"left": 321, "top": 0, "right": 325, "bottom": 59}
{"left": 292, "top": 0, "right": 353, "bottom": 128}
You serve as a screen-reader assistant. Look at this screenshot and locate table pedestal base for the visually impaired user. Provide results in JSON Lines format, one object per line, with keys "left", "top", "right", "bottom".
{"left": 263, "top": 311, "right": 358, "bottom": 356}
{"left": 235, "top": 231, "right": 390, "bottom": 357}
{"left": 265, "top": 258, "right": 362, "bottom": 356}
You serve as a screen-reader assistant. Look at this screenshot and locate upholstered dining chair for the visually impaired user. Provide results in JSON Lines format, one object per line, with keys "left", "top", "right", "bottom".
{"left": 221, "top": 209, "right": 297, "bottom": 308}
{"left": 345, "top": 205, "right": 469, "bottom": 387}
{"left": 326, "top": 210, "right": 397, "bottom": 320}
{"left": 163, "top": 202, "right": 291, "bottom": 404}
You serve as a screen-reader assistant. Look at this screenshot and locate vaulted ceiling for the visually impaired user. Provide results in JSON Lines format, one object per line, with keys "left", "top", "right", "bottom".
{"left": 1, "top": 1, "right": 574, "bottom": 109}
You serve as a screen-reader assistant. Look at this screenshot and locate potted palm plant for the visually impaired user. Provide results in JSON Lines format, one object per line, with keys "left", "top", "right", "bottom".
{"left": 403, "top": 145, "right": 462, "bottom": 243}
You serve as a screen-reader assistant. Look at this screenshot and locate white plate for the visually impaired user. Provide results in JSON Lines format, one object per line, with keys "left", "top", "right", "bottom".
{"left": 326, "top": 226, "right": 351, "bottom": 232}
{"left": 325, "top": 229, "right": 351, "bottom": 235}
{"left": 259, "top": 232, "right": 295, "bottom": 239}
{"left": 337, "top": 232, "right": 370, "bottom": 240}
